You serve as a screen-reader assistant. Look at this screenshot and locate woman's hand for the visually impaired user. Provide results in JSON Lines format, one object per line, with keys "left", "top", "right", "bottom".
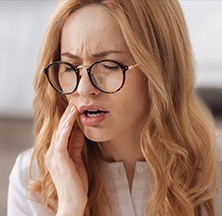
{"left": 45, "top": 102, "right": 88, "bottom": 216}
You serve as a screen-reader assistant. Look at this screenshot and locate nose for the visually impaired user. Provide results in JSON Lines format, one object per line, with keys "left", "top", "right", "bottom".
{"left": 75, "top": 67, "right": 100, "bottom": 97}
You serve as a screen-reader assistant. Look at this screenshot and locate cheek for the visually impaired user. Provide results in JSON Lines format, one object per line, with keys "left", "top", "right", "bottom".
{"left": 125, "top": 77, "right": 148, "bottom": 116}
{"left": 125, "top": 73, "right": 148, "bottom": 103}
{"left": 115, "top": 88, "right": 148, "bottom": 123}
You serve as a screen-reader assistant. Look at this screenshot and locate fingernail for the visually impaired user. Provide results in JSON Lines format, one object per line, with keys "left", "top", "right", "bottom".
{"left": 70, "top": 105, "right": 75, "bottom": 113}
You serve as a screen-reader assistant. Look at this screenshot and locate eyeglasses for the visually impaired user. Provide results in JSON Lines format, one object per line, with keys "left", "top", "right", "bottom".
{"left": 43, "top": 59, "right": 138, "bottom": 94}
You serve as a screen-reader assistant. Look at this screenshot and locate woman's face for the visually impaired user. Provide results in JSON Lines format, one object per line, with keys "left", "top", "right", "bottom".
{"left": 60, "top": 4, "right": 149, "bottom": 144}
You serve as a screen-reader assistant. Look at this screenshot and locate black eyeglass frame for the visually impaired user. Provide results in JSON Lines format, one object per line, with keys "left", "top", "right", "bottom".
{"left": 43, "top": 59, "right": 138, "bottom": 95}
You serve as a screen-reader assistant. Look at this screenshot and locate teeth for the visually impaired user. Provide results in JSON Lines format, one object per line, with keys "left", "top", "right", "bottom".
{"left": 86, "top": 112, "right": 102, "bottom": 117}
{"left": 85, "top": 110, "right": 105, "bottom": 117}
{"left": 88, "top": 110, "right": 100, "bottom": 113}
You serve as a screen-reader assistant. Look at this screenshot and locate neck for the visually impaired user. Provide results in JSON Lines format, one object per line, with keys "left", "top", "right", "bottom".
{"left": 101, "top": 141, "right": 144, "bottom": 164}
{"left": 99, "top": 129, "right": 145, "bottom": 165}
{"left": 99, "top": 132, "right": 144, "bottom": 190}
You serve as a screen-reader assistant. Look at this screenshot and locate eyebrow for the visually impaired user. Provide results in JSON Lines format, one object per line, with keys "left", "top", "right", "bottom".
{"left": 61, "top": 50, "right": 124, "bottom": 59}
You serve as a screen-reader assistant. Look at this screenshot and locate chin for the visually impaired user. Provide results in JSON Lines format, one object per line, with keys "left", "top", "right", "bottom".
{"left": 81, "top": 127, "right": 111, "bottom": 143}
{"left": 84, "top": 131, "right": 109, "bottom": 143}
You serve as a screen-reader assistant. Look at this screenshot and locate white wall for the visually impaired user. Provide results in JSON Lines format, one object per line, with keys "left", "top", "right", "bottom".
{"left": 0, "top": 0, "right": 58, "bottom": 117}
{"left": 1, "top": 0, "right": 222, "bottom": 117}
{"left": 180, "top": 0, "right": 222, "bottom": 88}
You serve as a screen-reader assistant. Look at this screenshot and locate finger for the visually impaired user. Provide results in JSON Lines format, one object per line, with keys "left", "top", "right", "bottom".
{"left": 52, "top": 101, "right": 76, "bottom": 145}
{"left": 68, "top": 126, "right": 85, "bottom": 163}
{"left": 56, "top": 101, "right": 75, "bottom": 134}
{"left": 49, "top": 102, "right": 73, "bottom": 145}
{"left": 45, "top": 105, "right": 78, "bottom": 171}
{"left": 46, "top": 103, "right": 77, "bottom": 165}
{"left": 56, "top": 106, "right": 78, "bottom": 151}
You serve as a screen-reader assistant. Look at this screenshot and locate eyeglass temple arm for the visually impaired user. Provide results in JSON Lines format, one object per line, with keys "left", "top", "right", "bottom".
{"left": 128, "top": 63, "right": 138, "bottom": 70}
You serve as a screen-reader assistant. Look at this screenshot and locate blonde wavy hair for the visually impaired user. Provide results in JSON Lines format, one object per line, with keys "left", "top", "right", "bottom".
{"left": 29, "top": 0, "right": 218, "bottom": 215}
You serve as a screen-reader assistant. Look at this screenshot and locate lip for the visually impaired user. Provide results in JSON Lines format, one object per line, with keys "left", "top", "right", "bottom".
{"left": 78, "top": 104, "right": 108, "bottom": 114}
{"left": 78, "top": 104, "right": 109, "bottom": 127}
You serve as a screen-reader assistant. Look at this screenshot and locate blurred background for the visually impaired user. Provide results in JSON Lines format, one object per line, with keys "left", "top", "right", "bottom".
{"left": 0, "top": 0, "right": 222, "bottom": 215}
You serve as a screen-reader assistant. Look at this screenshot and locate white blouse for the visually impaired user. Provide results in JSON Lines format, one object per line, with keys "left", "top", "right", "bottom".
{"left": 7, "top": 140, "right": 222, "bottom": 216}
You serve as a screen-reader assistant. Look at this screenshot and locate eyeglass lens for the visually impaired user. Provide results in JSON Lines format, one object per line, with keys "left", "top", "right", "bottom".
{"left": 47, "top": 62, "right": 77, "bottom": 93}
{"left": 46, "top": 61, "right": 124, "bottom": 94}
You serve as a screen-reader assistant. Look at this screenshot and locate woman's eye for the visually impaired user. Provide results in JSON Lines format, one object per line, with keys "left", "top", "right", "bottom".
{"left": 102, "top": 64, "right": 119, "bottom": 70}
{"left": 64, "top": 66, "right": 74, "bottom": 73}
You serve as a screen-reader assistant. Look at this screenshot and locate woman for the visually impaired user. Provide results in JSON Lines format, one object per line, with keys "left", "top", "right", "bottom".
{"left": 8, "top": 0, "right": 222, "bottom": 215}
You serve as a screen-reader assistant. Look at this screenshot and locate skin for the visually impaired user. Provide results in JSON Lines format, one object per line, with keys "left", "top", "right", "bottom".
{"left": 45, "top": 4, "right": 149, "bottom": 215}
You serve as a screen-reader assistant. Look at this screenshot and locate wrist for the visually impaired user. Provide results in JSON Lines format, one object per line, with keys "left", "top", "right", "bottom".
{"left": 57, "top": 208, "right": 85, "bottom": 216}
{"left": 57, "top": 201, "right": 87, "bottom": 216}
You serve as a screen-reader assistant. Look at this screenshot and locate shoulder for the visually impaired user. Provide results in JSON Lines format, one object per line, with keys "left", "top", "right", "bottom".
{"left": 14, "top": 148, "right": 33, "bottom": 169}
{"left": 8, "top": 148, "right": 54, "bottom": 216}
{"left": 10, "top": 148, "right": 33, "bottom": 172}
{"left": 9, "top": 148, "right": 35, "bottom": 188}
{"left": 8, "top": 148, "right": 34, "bottom": 215}
{"left": 9, "top": 147, "right": 44, "bottom": 194}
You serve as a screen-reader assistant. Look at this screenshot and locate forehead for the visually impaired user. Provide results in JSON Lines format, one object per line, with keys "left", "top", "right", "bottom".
{"left": 61, "top": 4, "right": 128, "bottom": 57}
{"left": 64, "top": 4, "right": 117, "bottom": 32}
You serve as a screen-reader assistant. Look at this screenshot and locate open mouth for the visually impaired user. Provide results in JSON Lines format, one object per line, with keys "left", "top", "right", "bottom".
{"left": 78, "top": 105, "right": 109, "bottom": 126}
{"left": 84, "top": 110, "right": 108, "bottom": 118}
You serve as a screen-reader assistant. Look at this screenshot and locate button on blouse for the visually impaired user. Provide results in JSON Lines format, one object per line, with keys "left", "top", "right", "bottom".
{"left": 101, "top": 161, "right": 153, "bottom": 216}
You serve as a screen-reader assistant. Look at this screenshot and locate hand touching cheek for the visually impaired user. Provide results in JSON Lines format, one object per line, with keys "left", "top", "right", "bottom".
{"left": 45, "top": 102, "right": 88, "bottom": 216}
